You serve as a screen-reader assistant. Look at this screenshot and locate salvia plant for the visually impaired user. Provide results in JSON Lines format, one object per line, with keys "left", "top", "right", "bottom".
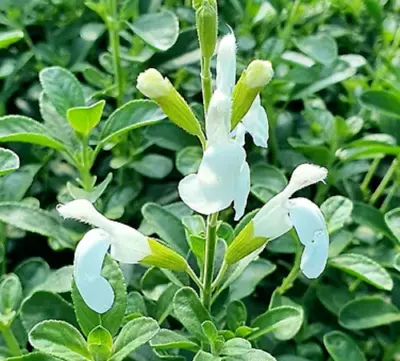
{"left": 0, "top": 1, "right": 399, "bottom": 361}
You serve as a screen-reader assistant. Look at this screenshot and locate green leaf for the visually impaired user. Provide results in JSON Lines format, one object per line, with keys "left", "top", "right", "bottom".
{"left": 321, "top": 196, "right": 353, "bottom": 234}
{"left": 29, "top": 320, "right": 92, "bottom": 361}
{"left": 352, "top": 201, "right": 395, "bottom": 241}
{"left": 67, "top": 100, "right": 105, "bottom": 136}
{"left": 21, "top": 291, "right": 77, "bottom": 332}
{"left": 250, "top": 164, "right": 287, "bottom": 202}
{"left": 339, "top": 296, "right": 400, "bottom": 330}
{"left": 126, "top": 291, "right": 147, "bottom": 317}
{"left": 150, "top": 329, "right": 199, "bottom": 351}
{"left": 87, "top": 326, "right": 113, "bottom": 361}
{"left": 363, "top": 0, "right": 383, "bottom": 25}
{"left": 108, "top": 317, "right": 159, "bottom": 361}
{"left": 0, "top": 116, "right": 65, "bottom": 150}
{"left": 193, "top": 351, "right": 221, "bottom": 361}
{"left": 323, "top": 331, "right": 366, "bottom": 361}
{"left": 67, "top": 173, "right": 113, "bottom": 203}
{"left": 201, "top": 320, "right": 218, "bottom": 342}
{"left": 230, "top": 259, "right": 276, "bottom": 301}
{"left": 0, "top": 274, "right": 22, "bottom": 313}
{"left": 72, "top": 255, "right": 127, "bottom": 337}
{"left": 0, "top": 202, "right": 74, "bottom": 249}
{"left": 39, "top": 266, "right": 73, "bottom": 294}
{"left": 0, "top": 164, "right": 41, "bottom": 202}
{"left": 329, "top": 253, "right": 393, "bottom": 291}
{"left": 225, "top": 349, "right": 276, "bottom": 361}
{"left": 226, "top": 300, "right": 247, "bottom": 332}
{"left": 360, "top": 90, "right": 400, "bottom": 119}
{"left": 220, "top": 338, "right": 252, "bottom": 356}
{"left": 0, "top": 30, "right": 24, "bottom": 49}
{"left": 128, "top": 11, "right": 179, "bottom": 51}
{"left": 316, "top": 284, "right": 352, "bottom": 316}
{"left": 14, "top": 258, "right": 50, "bottom": 295}
{"left": 173, "top": 287, "right": 211, "bottom": 341}
{"left": 249, "top": 306, "right": 303, "bottom": 341}
{"left": 293, "top": 66, "right": 356, "bottom": 100}
{"left": 3, "top": 353, "right": 60, "bottom": 361}
{"left": 0, "top": 148, "right": 19, "bottom": 175}
{"left": 394, "top": 253, "right": 400, "bottom": 272}
{"left": 294, "top": 35, "right": 338, "bottom": 65}
{"left": 131, "top": 154, "right": 173, "bottom": 179}
{"left": 141, "top": 203, "right": 188, "bottom": 255}
{"left": 176, "top": 146, "right": 202, "bottom": 176}
{"left": 100, "top": 100, "right": 165, "bottom": 145}
{"left": 384, "top": 208, "right": 400, "bottom": 244}
{"left": 39, "top": 67, "right": 85, "bottom": 118}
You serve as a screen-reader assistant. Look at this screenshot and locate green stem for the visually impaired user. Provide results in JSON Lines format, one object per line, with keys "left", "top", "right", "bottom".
{"left": 276, "top": 229, "right": 302, "bottom": 295}
{"left": 279, "top": 0, "right": 301, "bottom": 51}
{"left": 361, "top": 157, "right": 381, "bottom": 197}
{"left": 1, "top": 327, "right": 22, "bottom": 356}
{"left": 202, "top": 213, "right": 219, "bottom": 310}
{"left": 0, "top": 222, "right": 6, "bottom": 276}
{"left": 186, "top": 265, "right": 203, "bottom": 290}
{"left": 108, "top": 0, "right": 124, "bottom": 107}
{"left": 211, "top": 260, "right": 228, "bottom": 291}
{"left": 381, "top": 182, "right": 399, "bottom": 213}
{"left": 369, "top": 157, "right": 399, "bottom": 206}
{"left": 79, "top": 137, "right": 94, "bottom": 191}
{"left": 201, "top": 56, "right": 213, "bottom": 115}
{"left": 264, "top": 101, "right": 279, "bottom": 166}
{"left": 21, "top": 27, "right": 43, "bottom": 67}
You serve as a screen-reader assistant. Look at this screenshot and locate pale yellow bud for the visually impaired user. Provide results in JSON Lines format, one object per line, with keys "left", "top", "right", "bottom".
{"left": 137, "top": 69, "right": 205, "bottom": 140}
{"left": 245, "top": 60, "right": 274, "bottom": 88}
{"left": 231, "top": 60, "right": 274, "bottom": 128}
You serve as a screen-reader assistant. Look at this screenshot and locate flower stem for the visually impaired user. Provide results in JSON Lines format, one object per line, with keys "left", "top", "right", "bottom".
{"left": 361, "top": 157, "right": 381, "bottom": 197}
{"left": 276, "top": 229, "right": 302, "bottom": 295}
{"left": 369, "top": 157, "right": 399, "bottom": 206}
{"left": 201, "top": 56, "right": 213, "bottom": 114}
{"left": 186, "top": 265, "right": 203, "bottom": 290}
{"left": 108, "top": 0, "right": 124, "bottom": 107}
{"left": 1, "top": 327, "right": 22, "bottom": 357}
{"left": 381, "top": 182, "right": 399, "bottom": 213}
{"left": 202, "top": 213, "right": 219, "bottom": 310}
{"left": 0, "top": 222, "right": 6, "bottom": 276}
{"left": 211, "top": 260, "right": 228, "bottom": 291}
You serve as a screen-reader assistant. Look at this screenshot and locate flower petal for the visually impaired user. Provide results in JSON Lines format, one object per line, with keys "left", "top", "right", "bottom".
{"left": 240, "top": 95, "right": 269, "bottom": 148}
{"left": 283, "top": 164, "right": 328, "bottom": 198}
{"left": 252, "top": 193, "right": 293, "bottom": 239}
{"left": 178, "top": 141, "right": 245, "bottom": 215}
{"left": 288, "top": 197, "right": 329, "bottom": 279}
{"left": 58, "top": 199, "right": 151, "bottom": 264}
{"left": 109, "top": 224, "right": 151, "bottom": 264}
{"left": 74, "top": 229, "right": 114, "bottom": 313}
{"left": 216, "top": 34, "right": 236, "bottom": 96}
{"left": 234, "top": 161, "right": 250, "bottom": 221}
{"left": 232, "top": 122, "right": 246, "bottom": 146}
{"left": 206, "top": 90, "right": 231, "bottom": 143}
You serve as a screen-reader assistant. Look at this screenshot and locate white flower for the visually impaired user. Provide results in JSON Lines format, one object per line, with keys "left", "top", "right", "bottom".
{"left": 252, "top": 164, "right": 329, "bottom": 278}
{"left": 179, "top": 33, "right": 270, "bottom": 220}
{"left": 57, "top": 199, "right": 187, "bottom": 313}
{"left": 57, "top": 199, "right": 151, "bottom": 264}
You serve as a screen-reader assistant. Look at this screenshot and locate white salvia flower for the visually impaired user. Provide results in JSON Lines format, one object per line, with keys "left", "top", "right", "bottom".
{"left": 178, "top": 34, "right": 253, "bottom": 220}
{"left": 226, "top": 164, "right": 329, "bottom": 279}
{"left": 57, "top": 199, "right": 187, "bottom": 313}
{"left": 57, "top": 199, "right": 151, "bottom": 264}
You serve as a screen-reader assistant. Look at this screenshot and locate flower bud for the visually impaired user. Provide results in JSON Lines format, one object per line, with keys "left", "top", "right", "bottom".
{"left": 225, "top": 220, "right": 268, "bottom": 265}
{"left": 137, "top": 69, "right": 204, "bottom": 138}
{"left": 196, "top": 0, "right": 218, "bottom": 59}
{"left": 141, "top": 238, "right": 188, "bottom": 272}
{"left": 231, "top": 60, "right": 274, "bottom": 128}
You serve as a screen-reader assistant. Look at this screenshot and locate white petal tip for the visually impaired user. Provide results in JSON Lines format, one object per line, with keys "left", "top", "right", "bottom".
{"left": 56, "top": 199, "right": 97, "bottom": 224}
{"left": 287, "top": 164, "right": 328, "bottom": 194}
